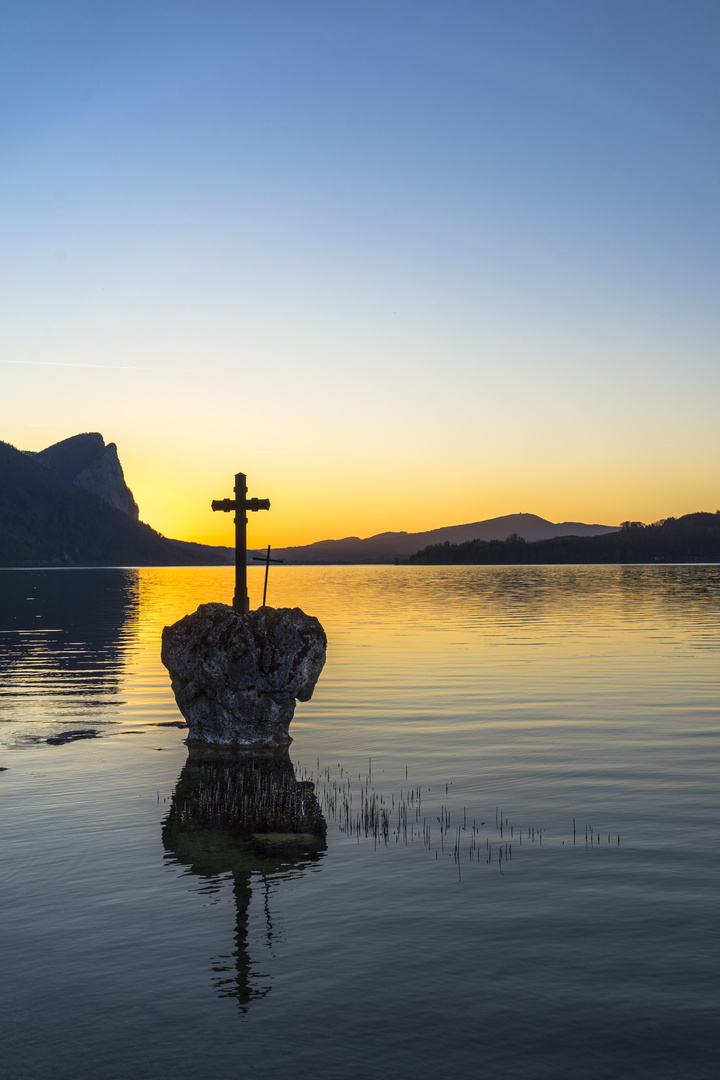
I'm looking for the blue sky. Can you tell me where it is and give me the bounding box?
[2,1,718,545]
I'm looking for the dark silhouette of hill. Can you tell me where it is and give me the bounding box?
[35,432,106,481]
[0,439,231,567]
[264,513,617,564]
[31,432,140,518]
[408,514,720,565]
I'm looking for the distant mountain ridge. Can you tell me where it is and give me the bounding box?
[408,514,720,565]
[259,513,618,564]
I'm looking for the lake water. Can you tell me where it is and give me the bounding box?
[1,564,718,1079]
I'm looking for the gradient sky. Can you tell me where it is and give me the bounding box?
[2,0,718,547]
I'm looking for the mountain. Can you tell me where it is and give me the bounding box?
[258,513,618,564]
[408,514,720,565]
[32,432,139,518]
[0,438,232,567]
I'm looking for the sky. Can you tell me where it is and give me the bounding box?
[2,0,719,548]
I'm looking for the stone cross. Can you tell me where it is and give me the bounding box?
[212,472,270,614]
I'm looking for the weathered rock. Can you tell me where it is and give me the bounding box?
[73,441,140,519]
[160,604,327,745]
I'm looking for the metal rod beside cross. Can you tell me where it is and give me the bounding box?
[211,472,270,614]
[252,545,284,606]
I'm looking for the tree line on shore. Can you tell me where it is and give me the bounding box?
[407,513,720,565]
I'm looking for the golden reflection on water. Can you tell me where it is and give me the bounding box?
[2,564,719,748]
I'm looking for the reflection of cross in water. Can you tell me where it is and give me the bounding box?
[161,747,327,1013]
[262,876,274,946]
[252,545,284,607]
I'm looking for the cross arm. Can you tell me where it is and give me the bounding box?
[211,497,271,513]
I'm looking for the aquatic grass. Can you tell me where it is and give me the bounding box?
[292,757,621,872]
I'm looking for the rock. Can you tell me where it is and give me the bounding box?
[46,729,99,745]
[73,441,140,519]
[163,744,327,846]
[160,604,327,746]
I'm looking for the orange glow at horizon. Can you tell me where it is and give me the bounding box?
[129,453,720,551]
[11,414,719,552]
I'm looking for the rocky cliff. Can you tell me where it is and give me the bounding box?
[35,433,139,519]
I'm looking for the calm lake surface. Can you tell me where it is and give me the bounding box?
[1,564,718,1079]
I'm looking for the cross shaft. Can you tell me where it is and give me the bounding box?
[212,472,270,613]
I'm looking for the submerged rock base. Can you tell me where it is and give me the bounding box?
[162,744,327,855]
[160,604,327,746]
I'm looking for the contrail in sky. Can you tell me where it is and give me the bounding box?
[1,360,150,370]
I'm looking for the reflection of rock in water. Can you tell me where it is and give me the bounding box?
[162,746,326,1011]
